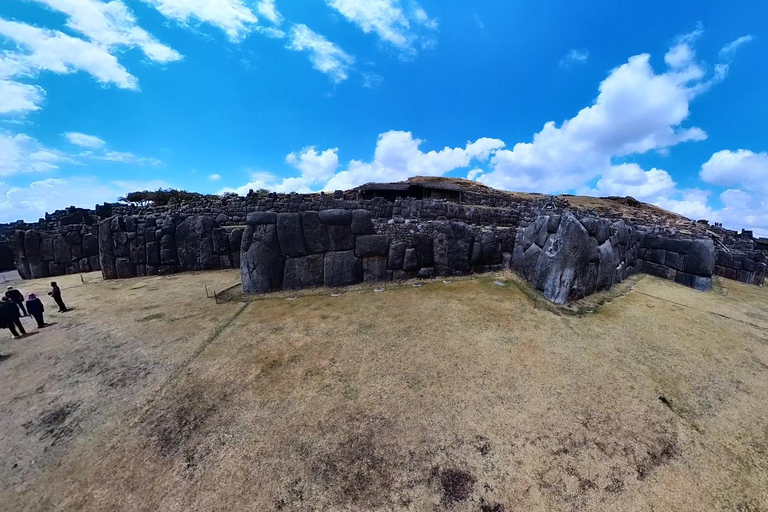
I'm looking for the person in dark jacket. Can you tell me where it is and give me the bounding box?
[0,296,26,338]
[48,282,68,313]
[6,286,27,317]
[26,294,46,329]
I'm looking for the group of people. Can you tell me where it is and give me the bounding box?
[0,282,68,343]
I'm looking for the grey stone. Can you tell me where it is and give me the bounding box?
[363,256,391,283]
[596,240,615,290]
[283,254,325,290]
[327,225,355,252]
[547,215,561,233]
[82,233,98,257]
[403,248,419,272]
[433,222,473,276]
[682,239,715,277]
[388,242,406,270]
[241,224,285,293]
[212,228,231,255]
[301,212,331,254]
[417,267,435,279]
[98,219,117,280]
[512,243,542,282]
[664,251,685,271]
[319,209,352,226]
[533,213,599,304]
[324,250,363,287]
[277,213,307,257]
[115,257,135,279]
[351,210,375,235]
[146,241,160,267]
[246,212,277,225]
[160,235,178,265]
[355,234,389,258]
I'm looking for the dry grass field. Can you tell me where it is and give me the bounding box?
[1,269,767,511]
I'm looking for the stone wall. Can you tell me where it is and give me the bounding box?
[13,225,101,280]
[636,234,715,291]
[715,251,766,286]
[240,210,513,294]
[98,214,243,279]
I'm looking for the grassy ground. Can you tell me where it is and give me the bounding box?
[1,270,767,511]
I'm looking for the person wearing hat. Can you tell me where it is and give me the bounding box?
[26,293,46,329]
[5,286,27,317]
[48,282,68,313]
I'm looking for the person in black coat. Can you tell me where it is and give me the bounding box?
[26,293,46,329]
[0,296,26,338]
[6,286,27,317]
[48,282,68,313]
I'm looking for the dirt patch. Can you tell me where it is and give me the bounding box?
[144,382,223,459]
[433,467,476,505]
[137,313,165,322]
[25,403,81,444]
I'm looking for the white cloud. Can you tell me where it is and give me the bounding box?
[323,131,504,191]
[256,26,285,39]
[700,149,768,194]
[0,133,69,176]
[0,79,45,115]
[362,71,383,89]
[31,0,182,63]
[561,49,589,66]
[287,24,355,83]
[326,0,437,55]
[0,177,170,222]
[209,173,221,181]
[64,131,105,148]
[257,0,283,25]
[477,30,719,194]
[581,163,676,201]
[140,0,258,41]
[85,150,162,166]
[0,18,138,89]
[719,35,753,60]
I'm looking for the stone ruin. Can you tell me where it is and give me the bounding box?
[2,177,765,304]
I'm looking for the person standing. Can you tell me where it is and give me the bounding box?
[26,294,46,329]
[0,296,26,338]
[48,282,68,313]
[6,286,28,317]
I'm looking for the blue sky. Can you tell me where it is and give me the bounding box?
[0,1,766,234]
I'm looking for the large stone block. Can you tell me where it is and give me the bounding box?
[212,228,231,255]
[98,218,117,280]
[115,257,136,279]
[160,235,178,265]
[433,222,474,276]
[229,228,244,254]
[246,212,277,225]
[146,241,161,266]
[327,225,355,252]
[596,240,615,291]
[351,210,375,235]
[241,224,285,293]
[478,230,501,265]
[403,248,419,272]
[324,250,363,287]
[82,233,99,257]
[283,254,325,290]
[363,256,391,283]
[682,239,715,277]
[388,242,406,270]
[533,213,599,304]
[301,212,331,254]
[277,213,307,257]
[319,209,352,226]
[355,234,389,258]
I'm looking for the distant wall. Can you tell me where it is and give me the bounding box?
[240,210,514,294]
[13,225,101,280]
[98,215,243,279]
[715,251,766,286]
[636,235,715,291]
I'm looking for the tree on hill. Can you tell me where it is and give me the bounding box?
[119,189,220,206]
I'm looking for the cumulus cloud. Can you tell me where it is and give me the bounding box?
[326,0,437,56]
[209,173,221,181]
[287,24,355,83]
[64,132,106,148]
[140,0,258,41]
[476,28,719,194]
[700,149,768,194]
[31,0,182,63]
[0,177,171,222]
[0,18,138,89]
